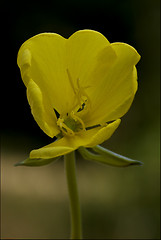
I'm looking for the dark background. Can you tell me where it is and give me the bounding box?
[1,0,160,239]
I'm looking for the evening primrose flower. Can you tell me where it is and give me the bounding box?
[17,30,140,164]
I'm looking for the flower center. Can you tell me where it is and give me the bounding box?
[57,111,85,136]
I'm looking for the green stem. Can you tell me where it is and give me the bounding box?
[64,151,82,239]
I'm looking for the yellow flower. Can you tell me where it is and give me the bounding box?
[17,30,140,160]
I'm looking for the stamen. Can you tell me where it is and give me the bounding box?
[70,111,85,131]
[57,118,75,136]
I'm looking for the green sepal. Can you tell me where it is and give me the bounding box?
[78,145,143,167]
[14,156,61,167]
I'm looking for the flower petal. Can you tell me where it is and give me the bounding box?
[27,79,59,137]
[85,119,121,147]
[66,29,111,94]
[30,143,74,159]
[30,119,120,159]
[17,33,75,117]
[84,43,140,126]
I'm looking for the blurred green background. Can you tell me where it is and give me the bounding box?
[1,0,160,239]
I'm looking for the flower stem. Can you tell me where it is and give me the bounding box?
[64,151,82,239]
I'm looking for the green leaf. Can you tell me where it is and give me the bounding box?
[14,156,61,167]
[78,145,143,167]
